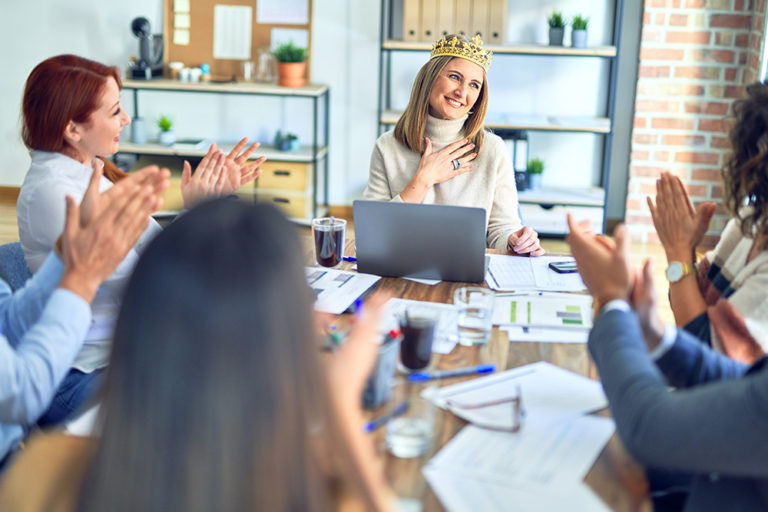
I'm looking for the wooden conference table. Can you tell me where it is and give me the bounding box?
[304,235,651,511]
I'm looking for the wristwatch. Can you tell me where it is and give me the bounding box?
[665,261,696,283]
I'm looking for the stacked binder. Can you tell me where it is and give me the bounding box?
[403,0,508,44]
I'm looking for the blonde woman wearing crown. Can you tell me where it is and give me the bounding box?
[364,34,544,255]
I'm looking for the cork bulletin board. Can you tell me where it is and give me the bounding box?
[163,0,313,80]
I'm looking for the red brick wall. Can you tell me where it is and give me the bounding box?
[626,0,766,245]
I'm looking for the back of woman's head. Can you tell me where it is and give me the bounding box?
[724,81,768,241]
[78,199,343,511]
[22,54,120,154]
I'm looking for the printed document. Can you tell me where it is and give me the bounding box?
[492,292,593,328]
[486,254,586,292]
[502,325,589,344]
[423,416,614,511]
[305,267,379,315]
[428,361,607,430]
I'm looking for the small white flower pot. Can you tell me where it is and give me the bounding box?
[159,130,176,146]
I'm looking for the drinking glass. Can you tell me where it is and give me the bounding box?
[311,217,346,268]
[397,305,436,373]
[453,287,495,346]
[386,380,435,458]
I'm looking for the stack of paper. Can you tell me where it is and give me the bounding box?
[423,362,614,511]
[486,254,586,292]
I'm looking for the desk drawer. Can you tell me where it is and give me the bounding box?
[256,189,313,219]
[520,204,604,235]
[257,162,311,190]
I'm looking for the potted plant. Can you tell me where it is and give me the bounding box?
[526,157,544,190]
[274,131,300,151]
[157,115,175,146]
[547,11,566,46]
[272,41,308,88]
[571,15,589,48]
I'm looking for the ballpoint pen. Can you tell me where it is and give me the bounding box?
[408,364,496,382]
[363,400,410,433]
[342,256,357,262]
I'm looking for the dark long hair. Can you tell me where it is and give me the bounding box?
[22,54,126,182]
[723,81,768,246]
[77,200,373,511]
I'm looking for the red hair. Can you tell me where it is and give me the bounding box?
[22,54,127,182]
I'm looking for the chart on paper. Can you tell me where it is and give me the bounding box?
[492,293,593,329]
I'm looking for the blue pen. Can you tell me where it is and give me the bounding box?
[408,364,496,382]
[363,401,410,433]
[343,256,357,262]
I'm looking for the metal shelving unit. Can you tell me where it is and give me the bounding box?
[120,79,330,223]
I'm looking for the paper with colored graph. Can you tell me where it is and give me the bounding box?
[492,293,593,329]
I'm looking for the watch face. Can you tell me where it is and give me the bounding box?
[666,262,683,282]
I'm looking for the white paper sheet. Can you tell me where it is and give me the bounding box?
[423,418,614,511]
[486,254,586,292]
[174,0,190,12]
[492,292,593,328]
[503,326,589,344]
[173,29,190,46]
[257,0,309,25]
[424,466,610,512]
[382,298,458,354]
[213,5,253,60]
[174,13,191,29]
[428,361,607,430]
[306,267,380,315]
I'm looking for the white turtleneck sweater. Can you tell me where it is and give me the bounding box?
[363,115,522,251]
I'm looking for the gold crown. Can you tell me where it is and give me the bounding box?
[430,34,492,72]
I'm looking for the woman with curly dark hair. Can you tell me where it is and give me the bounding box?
[647,81,768,364]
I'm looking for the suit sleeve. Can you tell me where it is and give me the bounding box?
[589,308,768,477]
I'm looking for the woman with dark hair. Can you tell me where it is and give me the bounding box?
[648,81,768,363]
[0,200,394,511]
[364,34,543,255]
[17,54,265,424]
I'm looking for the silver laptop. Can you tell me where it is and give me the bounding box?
[353,200,487,283]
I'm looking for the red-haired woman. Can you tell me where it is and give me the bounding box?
[16,54,264,426]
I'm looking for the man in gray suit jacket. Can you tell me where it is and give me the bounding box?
[566,214,768,511]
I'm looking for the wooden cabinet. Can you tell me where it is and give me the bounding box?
[118,79,330,223]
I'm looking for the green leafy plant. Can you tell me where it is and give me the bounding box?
[547,11,566,29]
[527,157,544,175]
[157,115,173,132]
[572,15,590,31]
[272,41,307,63]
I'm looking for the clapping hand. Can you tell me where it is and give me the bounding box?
[647,172,715,262]
[630,259,666,352]
[566,214,634,309]
[59,164,167,303]
[80,159,170,228]
[181,138,266,208]
[507,226,545,256]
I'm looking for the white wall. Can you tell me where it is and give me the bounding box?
[0,0,162,187]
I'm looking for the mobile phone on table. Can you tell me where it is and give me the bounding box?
[548,260,579,274]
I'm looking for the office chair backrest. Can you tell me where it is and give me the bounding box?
[0,242,33,292]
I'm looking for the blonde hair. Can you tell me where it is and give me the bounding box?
[394,51,489,155]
